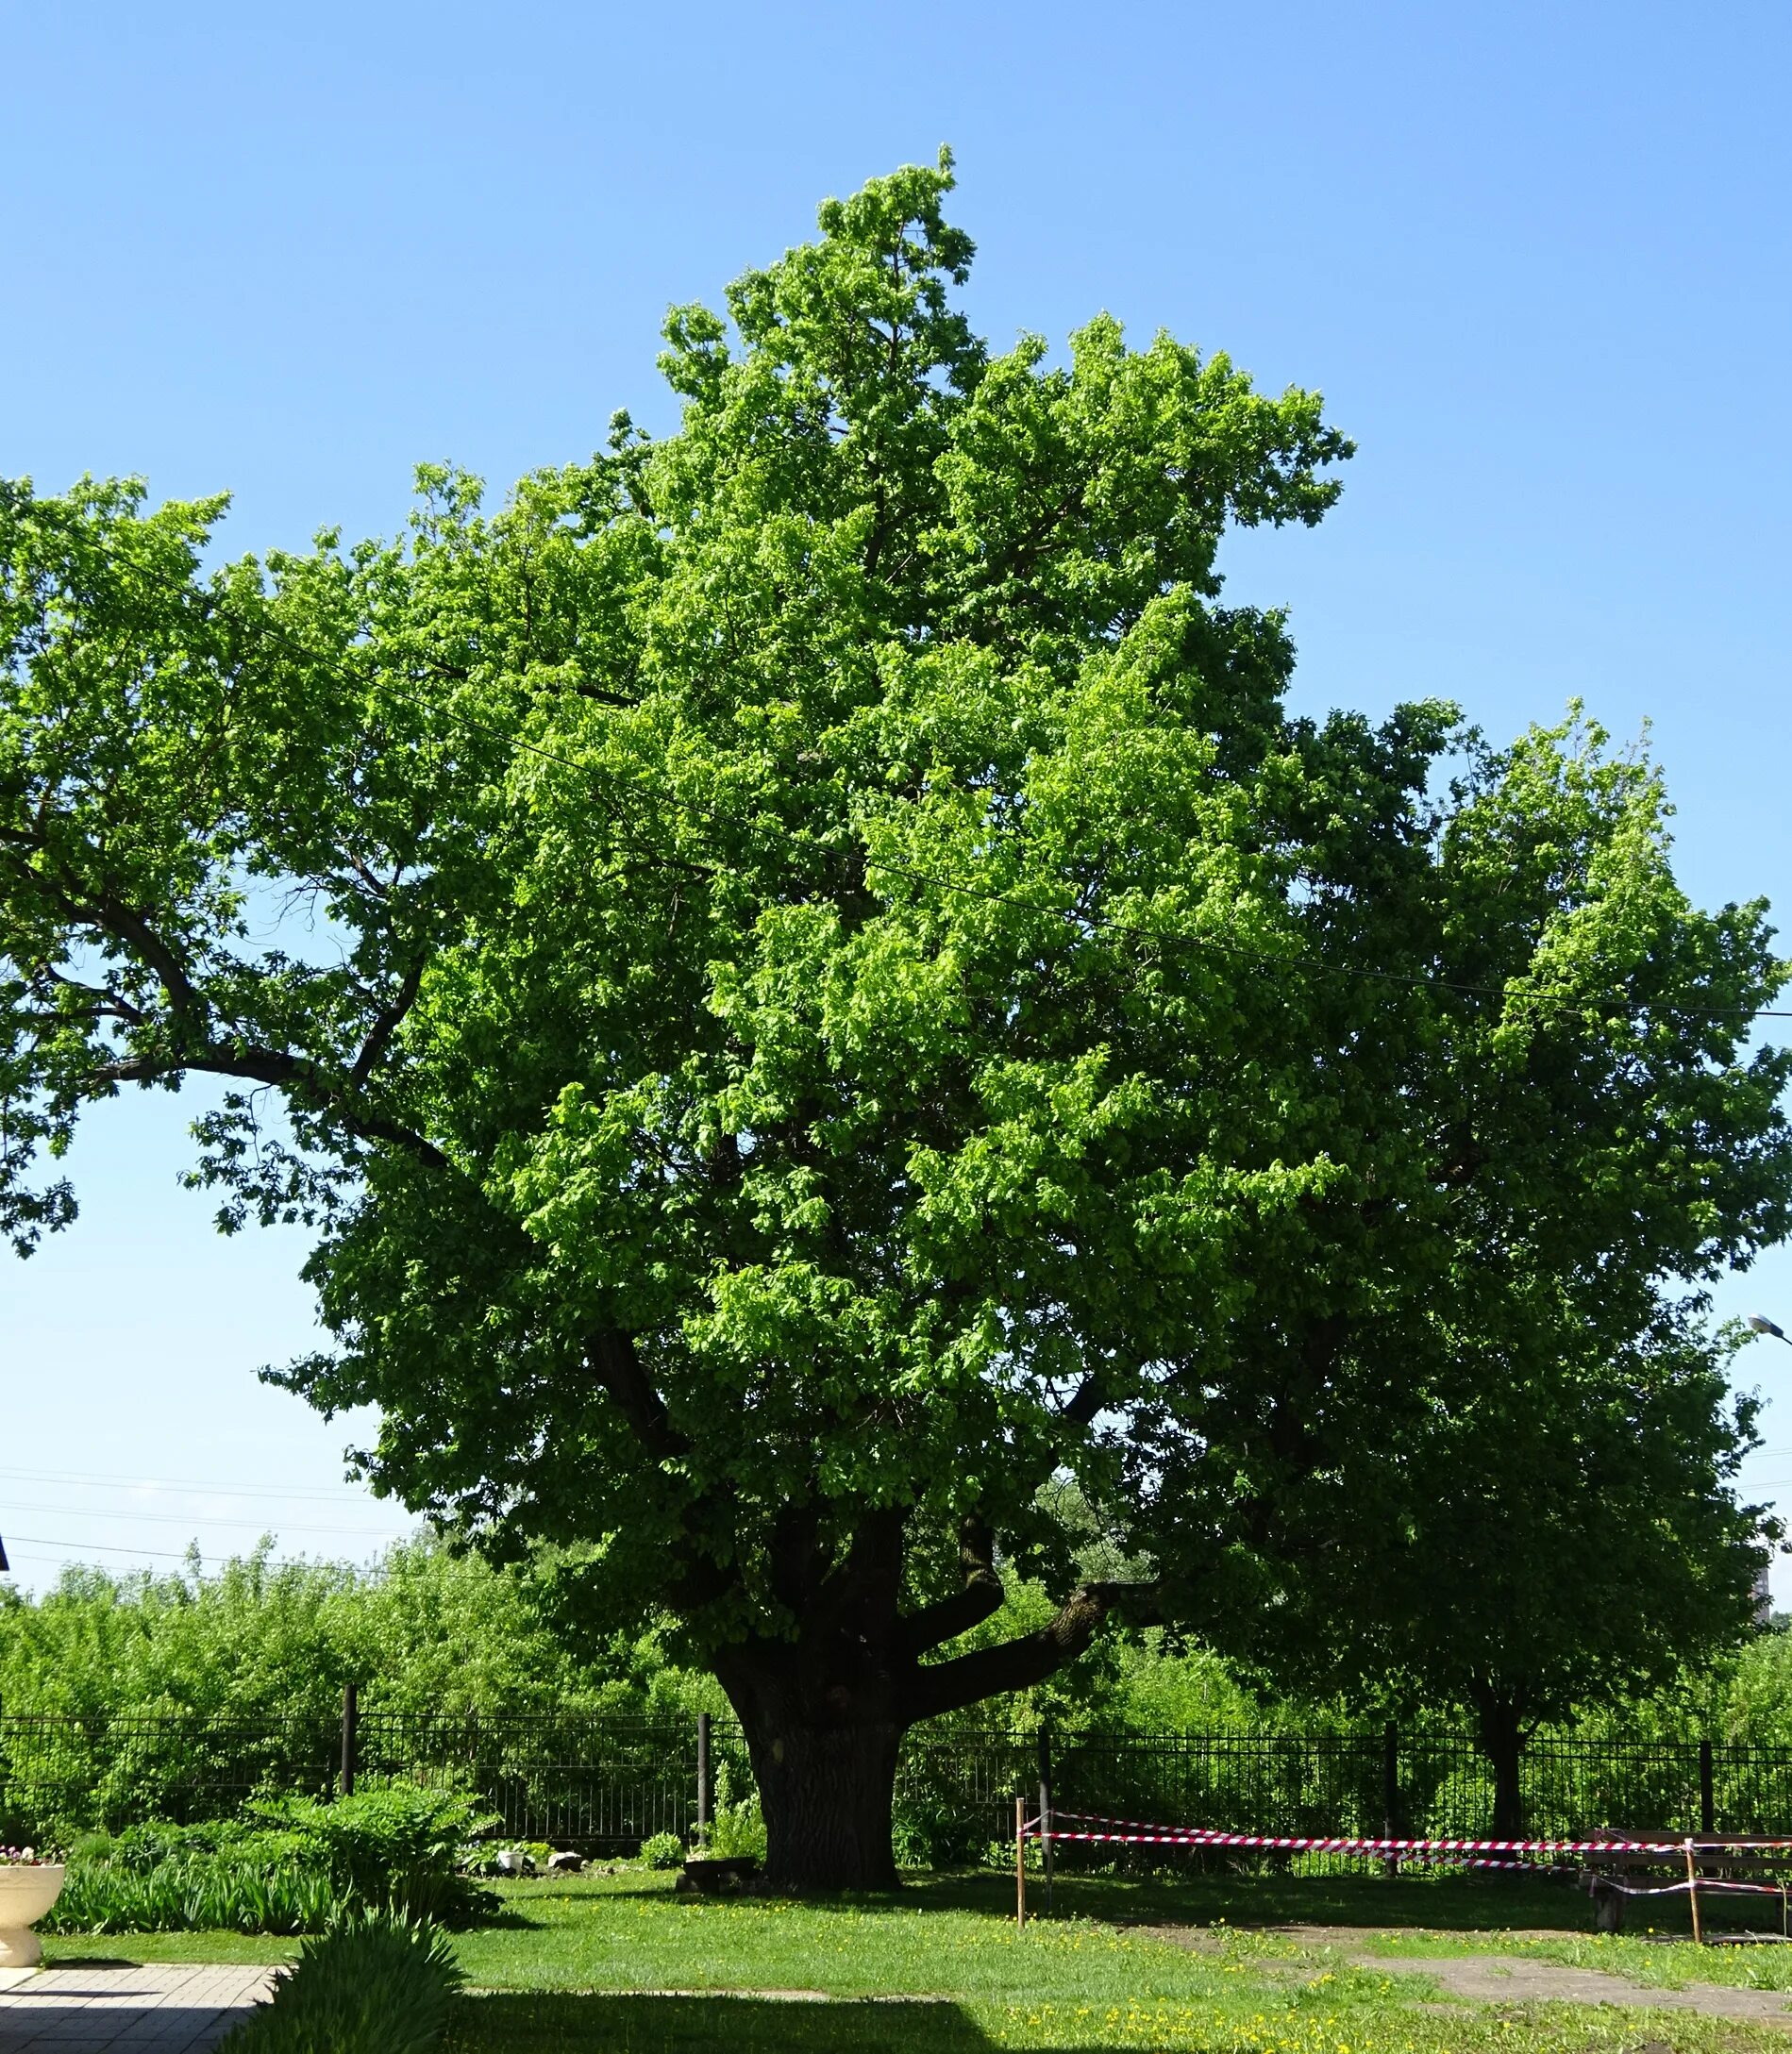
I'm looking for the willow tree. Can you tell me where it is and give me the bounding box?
[4,155,1788,1887]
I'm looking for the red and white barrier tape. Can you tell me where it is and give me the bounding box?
[1034,1812,1792,1862]
[1023,1817,1567,1877]
[1602,1877,1792,1900]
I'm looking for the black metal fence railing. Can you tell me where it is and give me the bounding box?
[351,1712,757,1851]
[0,1713,339,1837]
[8,1709,1792,1856]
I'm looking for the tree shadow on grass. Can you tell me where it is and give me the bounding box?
[964,1866,1603,1934]
[445,1992,1001,2053]
[489,1862,1642,1941]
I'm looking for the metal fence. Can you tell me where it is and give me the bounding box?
[354,1711,757,1851]
[8,1708,1792,1854]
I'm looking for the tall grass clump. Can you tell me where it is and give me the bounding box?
[218,1913,461,2054]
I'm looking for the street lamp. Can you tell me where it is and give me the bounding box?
[1750,1315,1792,1346]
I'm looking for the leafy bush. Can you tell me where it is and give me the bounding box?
[0,1542,673,1732]
[48,1845,339,1934]
[251,1786,495,1924]
[889,1814,937,1871]
[44,1820,333,1935]
[218,1912,461,2054]
[43,1787,496,1934]
[638,1830,683,1868]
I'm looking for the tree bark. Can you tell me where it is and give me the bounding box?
[1472,1684,1529,1840]
[580,1334,1151,1892]
[712,1627,908,1893]
[705,1574,1149,1891]
[741,1711,904,1893]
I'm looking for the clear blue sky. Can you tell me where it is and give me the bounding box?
[6,0,1792,1595]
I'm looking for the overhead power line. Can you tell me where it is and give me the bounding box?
[0,1529,394,1564]
[0,1498,405,1537]
[0,1463,380,1504]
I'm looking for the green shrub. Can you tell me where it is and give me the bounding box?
[43,1787,497,1935]
[702,1762,765,1862]
[638,1830,683,1868]
[218,1912,461,2054]
[889,1815,936,1871]
[48,1846,341,1935]
[251,1786,496,1924]
[44,1821,341,1935]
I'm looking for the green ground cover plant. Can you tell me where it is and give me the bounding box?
[442,1993,1785,2053]
[1352,1925,1792,1993]
[46,1826,337,1934]
[437,1870,1576,2000]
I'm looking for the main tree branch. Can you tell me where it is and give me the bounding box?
[899,1578,1158,1721]
[94,1045,451,1172]
[896,1516,1003,1658]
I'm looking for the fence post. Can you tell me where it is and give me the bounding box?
[1700,1737,1716,1835]
[696,1711,712,1846]
[339,1682,359,1798]
[1037,1724,1054,1915]
[1382,1722,1399,1879]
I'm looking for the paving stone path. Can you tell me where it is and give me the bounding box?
[0,1963,275,2051]
[1362,1950,1792,2023]
[1149,1923,1792,2028]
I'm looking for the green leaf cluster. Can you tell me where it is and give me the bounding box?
[1,154,1786,1796]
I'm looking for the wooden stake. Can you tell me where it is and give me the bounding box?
[1684,1837,1702,1946]
[1016,1795,1027,1930]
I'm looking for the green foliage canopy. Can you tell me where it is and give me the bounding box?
[0,1542,695,1728]
[3,153,1788,1879]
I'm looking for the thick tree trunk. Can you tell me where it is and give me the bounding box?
[740,1713,904,1893]
[585,1336,1144,1893]
[705,1567,1132,1891]
[1472,1686,1529,1840]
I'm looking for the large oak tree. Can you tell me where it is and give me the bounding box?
[4,156,1788,1886]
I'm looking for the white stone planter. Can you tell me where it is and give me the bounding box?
[0,1864,64,1968]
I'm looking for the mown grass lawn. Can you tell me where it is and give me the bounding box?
[43,1865,1792,2050]
[437,1869,1792,2052]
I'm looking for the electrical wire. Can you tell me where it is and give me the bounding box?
[0,1529,394,1563]
[0,1463,377,1504]
[0,1498,406,1536]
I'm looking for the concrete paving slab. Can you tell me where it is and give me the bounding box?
[0,1962,274,2052]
